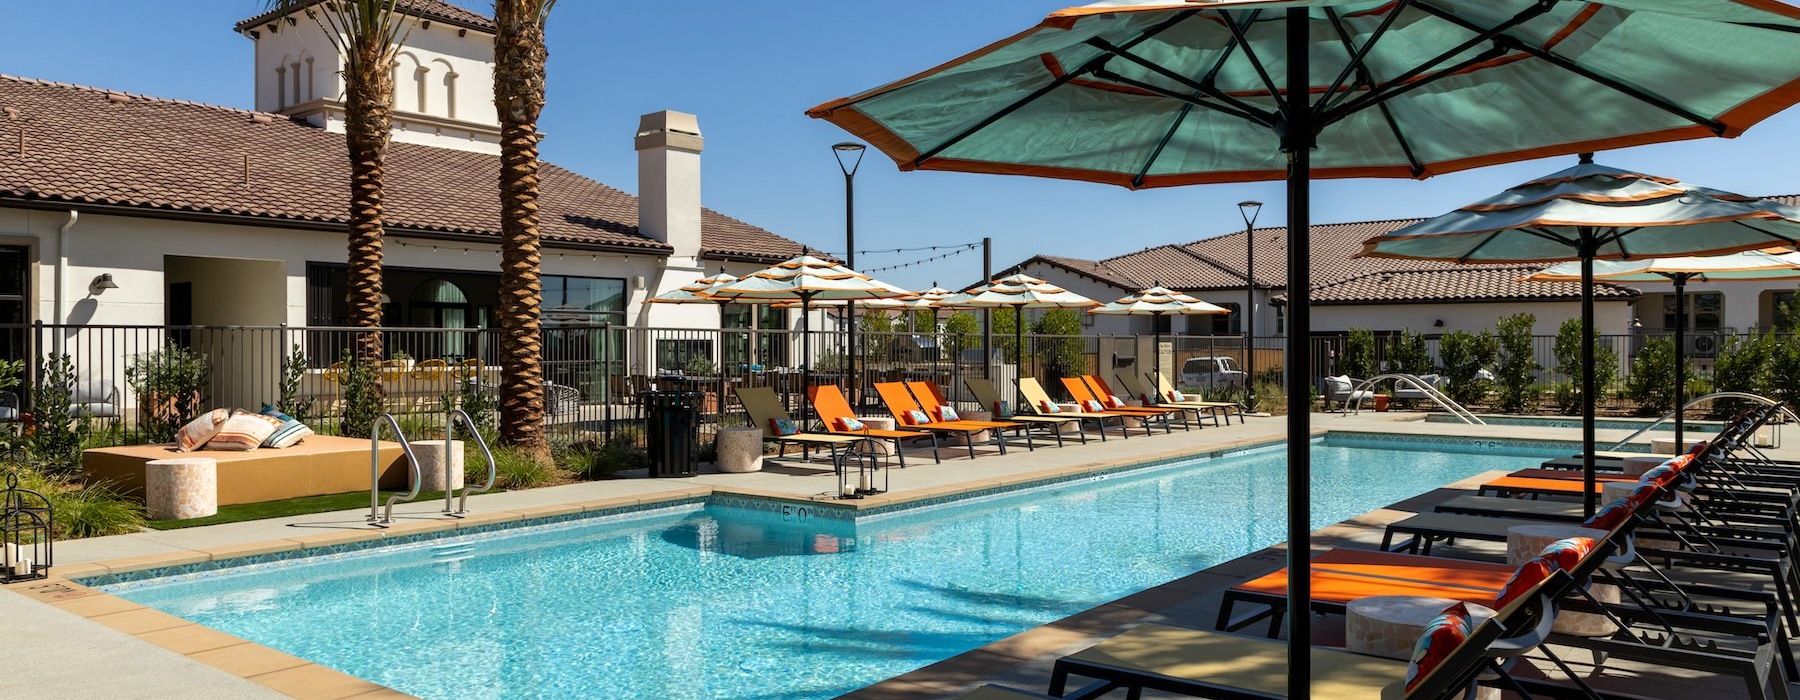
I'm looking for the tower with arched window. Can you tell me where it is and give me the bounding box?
[237,0,501,154]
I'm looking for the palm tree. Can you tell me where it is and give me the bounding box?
[493,0,556,458]
[267,0,409,436]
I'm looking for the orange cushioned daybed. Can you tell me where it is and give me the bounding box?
[81,435,410,506]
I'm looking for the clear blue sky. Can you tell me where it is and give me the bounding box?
[6,1,1800,291]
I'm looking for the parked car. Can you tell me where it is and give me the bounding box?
[1180,356,1247,391]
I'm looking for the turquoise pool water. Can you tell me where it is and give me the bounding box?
[98,436,1560,700]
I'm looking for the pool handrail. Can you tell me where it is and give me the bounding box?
[369,413,424,527]
[1346,373,1486,425]
[450,408,499,515]
[1605,391,1795,451]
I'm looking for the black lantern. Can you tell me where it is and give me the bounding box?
[1,471,51,583]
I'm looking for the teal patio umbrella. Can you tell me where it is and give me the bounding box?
[1365,158,1800,515]
[1525,248,1800,451]
[808,1,1800,687]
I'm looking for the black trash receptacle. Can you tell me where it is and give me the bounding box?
[640,391,703,477]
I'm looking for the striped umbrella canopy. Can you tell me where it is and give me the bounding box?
[809,2,1800,686]
[643,269,739,305]
[1524,249,1800,448]
[709,254,912,417]
[1364,157,1800,517]
[938,274,1101,382]
[1090,285,1231,389]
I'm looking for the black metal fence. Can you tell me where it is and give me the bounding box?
[0,322,1763,450]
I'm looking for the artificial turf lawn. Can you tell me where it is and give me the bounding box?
[144,489,502,530]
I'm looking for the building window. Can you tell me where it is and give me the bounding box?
[1774,291,1797,331]
[722,305,789,369]
[1662,292,1723,331]
[291,62,302,105]
[304,57,315,101]
[1275,306,1285,335]
[275,66,287,109]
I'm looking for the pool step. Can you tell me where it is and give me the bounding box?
[431,542,476,564]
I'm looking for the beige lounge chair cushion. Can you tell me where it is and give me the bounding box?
[1063,624,1404,698]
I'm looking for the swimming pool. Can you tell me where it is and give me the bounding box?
[1423,413,1718,435]
[96,435,1561,700]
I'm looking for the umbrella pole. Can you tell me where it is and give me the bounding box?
[1673,274,1687,450]
[1281,8,1313,691]
[803,294,813,427]
[1581,249,1597,517]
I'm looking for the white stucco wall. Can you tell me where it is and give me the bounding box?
[1306,300,1636,336]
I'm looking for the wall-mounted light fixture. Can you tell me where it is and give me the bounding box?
[1433,319,1445,327]
[89,273,119,295]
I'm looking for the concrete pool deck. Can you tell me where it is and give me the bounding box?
[3,411,1784,699]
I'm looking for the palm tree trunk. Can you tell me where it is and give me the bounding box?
[342,19,397,406]
[495,1,552,458]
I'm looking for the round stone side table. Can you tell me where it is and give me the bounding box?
[716,427,765,473]
[413,440,466,492]
[145,458,218,521]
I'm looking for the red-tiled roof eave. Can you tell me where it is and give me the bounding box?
[235,0,495,34]
[1000,254,1140,291]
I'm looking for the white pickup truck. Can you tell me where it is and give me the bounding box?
[1179,356,1247,391]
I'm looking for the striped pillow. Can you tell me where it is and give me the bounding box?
[264,419,313,449]
[1107,394,1128,408]
[836,417,865,432]
[935,406,960,422]
[208,413,281,451]
[903,409,930,425]
[174,408,233,452]
[1039,401,1061,414]
[1082,399,1106,412]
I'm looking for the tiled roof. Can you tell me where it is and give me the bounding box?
[0,75,811,263]
[1026,255,1139,290]
[1271,267,1639,306]
[236,0,495,34]
[1097,245,1242,289]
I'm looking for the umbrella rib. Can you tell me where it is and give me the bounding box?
[1325,8,1424,176]
[1523,227,1581,248]
[911,10,1202,167]
[1219,10,1288,116]
[1731,220,1800,246]
[1088,39,1277,124]
[1411,3,1726,135]
[1092,69,1272,125]
[1454,229,1507,264]
[1131,38,1247,188]
[1318,0,1414,116]
[1320,1,1549,125]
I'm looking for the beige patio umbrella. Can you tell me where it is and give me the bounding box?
[1524,249,1800,449]
[1089,285,1230,393]
[938,274,1101,404]
[708,253,912,418]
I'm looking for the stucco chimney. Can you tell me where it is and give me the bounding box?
[635,110,703,262]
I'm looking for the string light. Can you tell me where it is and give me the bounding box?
[819,240,984,259]
[861,243,981,273]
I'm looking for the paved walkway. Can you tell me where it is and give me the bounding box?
[4,410,1778,699]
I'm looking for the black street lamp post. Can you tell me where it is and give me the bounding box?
[833,142,866,403]
[1238,200,1262,411]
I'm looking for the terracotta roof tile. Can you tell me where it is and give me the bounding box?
[1271,267,1639,306]
[0,75,809,263]
[236,0,495,34]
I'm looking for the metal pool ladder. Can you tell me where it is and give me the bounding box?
[446,409,498,517]
[1345,373,1486,425]
[369,413,424,527]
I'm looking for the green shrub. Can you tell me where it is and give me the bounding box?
[942,311,982,361]
[1438,330,1496,405]
[1627,336,1684,415]
[1033,308,1087,386]
[125,344,209,443]
[7,467,144,539]
[490,445,561,489]
[28,354,87,475]
[1385,328,1433,376]
[1766,333,1800,409]
[1494,314,1540,413]
[555,438,645,480]
[338,352,383,438]
[276,344,317,426]
[1712,332,1776,416]
[1550,318,1617,414]
[1340,328,1376,379]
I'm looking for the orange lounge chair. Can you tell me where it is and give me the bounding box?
[906,381,1061,448]
[808,384,940,466]
[1018,377,1139,439]
[735,386,864,464]
[1060,377,1178,433]
[872,382,1016,458]
[1093,374,1210,428]
[1478,475,1608,498]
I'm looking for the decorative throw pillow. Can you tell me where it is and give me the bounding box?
[903,409,931,425]
[1107,394,1128,408]
[769,418,800,436]
[1580,496,1636,532]
[259,404,296,423]
[1537,537,1595,572]
[994,401,1013,419]
[1404,602,1475,692]
[836,417,866,432]
[174,408,233,452]
[1040,401,1061,414]
[208,413,282,452]
[1082,399,1106,412]
[1170,390,1187,402]
[264,419,312,449]
[935,405,960,422]
[1639,464,1678,487]
[1494,558,1556,608]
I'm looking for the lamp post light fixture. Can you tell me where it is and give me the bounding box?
[833,142,867,402]
[1237,200,1263,411]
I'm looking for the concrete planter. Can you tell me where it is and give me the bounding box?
[716,427,764,473]
[412,440,466,492]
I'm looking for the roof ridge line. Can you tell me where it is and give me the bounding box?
[0,74,293,121]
